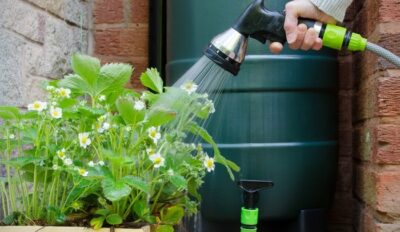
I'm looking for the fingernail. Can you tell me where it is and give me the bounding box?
[287,33,295,43]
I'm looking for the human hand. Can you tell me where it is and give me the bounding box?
[269,0,337,53]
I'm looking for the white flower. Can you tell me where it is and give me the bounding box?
[147,127,161,144]
[98,95,106,102]
[102,122,110,130]
[50,107,62,119]
[57,148,66,160]
[206,100,215,114]
[146,148,156,156]
[88,161,95,167]
[125,126,132,132]
[180,81,198,94]
[63,158,73,166]
[98,161,105,166]
[78,132,91,148]
[140,92,147,100]
[57,88,71,98]
[39,160,45,166]
[46,86,55,91]
[134,100,146,110]
[203,156,215,172]
[78,168,88,177]
[149,153,165,168]
[27,101,47,112]
[8,134,15,139]
[167,169,174,176]
[52,164,59,170]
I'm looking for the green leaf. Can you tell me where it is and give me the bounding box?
[90,216,105,230]
[71,53,100,86]
[160,205,185,225]
[133,200,150,218]
[58,98,78,108]
[102,177,132,202]
[156,225,174,232]
[2,213,17,225]
[121,175,150,194]
[77,106,105,118]
[0,106,20,120]
[106,213,123,225]
[98,63,133,94]
[141,91,159,105]
[186,122,240,180]
[146,107,176,127]
[116,97,144,125]
[1,156,43,168]
[188,179,201,201]
[58,74,93,95]
[169,174,187,190]
[21,111,39,120]
[140,68,163,93]
[95,209,111,216]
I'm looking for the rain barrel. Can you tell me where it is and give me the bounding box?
[164,0,338,231]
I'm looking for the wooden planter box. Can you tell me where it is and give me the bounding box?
[0,226,151,232]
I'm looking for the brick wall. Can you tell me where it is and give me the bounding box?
[339,0,400,231]
[0,0,91,107]
[93,0,149,89]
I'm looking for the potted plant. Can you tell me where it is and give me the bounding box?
[0,54,239,231]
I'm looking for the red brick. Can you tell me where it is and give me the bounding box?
[377,76,400,117]
[353,124,374,161]
[131,0,149,23]
[375,124,400,164]
[353,72,380,122]
[339,91,353,125]
[335,157,353,192]
[338,55,354,90]
[375,170,400,214]
[379,0,400,23]
[328,192,353,224]
[93,0,125,24]
[339,127,353,157]
[353,0,379,37]
[94,26,148,57]
[354,164,376,205]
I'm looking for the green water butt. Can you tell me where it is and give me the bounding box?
[165,0,338,225]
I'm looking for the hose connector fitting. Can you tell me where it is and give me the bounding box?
[348,33,367,51]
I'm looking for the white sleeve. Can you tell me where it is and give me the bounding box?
[310,0,353,22]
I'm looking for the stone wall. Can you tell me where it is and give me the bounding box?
[0,0,91,107]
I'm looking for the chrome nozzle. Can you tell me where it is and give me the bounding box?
[204,28,248,76]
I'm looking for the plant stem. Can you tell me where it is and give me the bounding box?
[123,192,141,219]
[151,182,165,213]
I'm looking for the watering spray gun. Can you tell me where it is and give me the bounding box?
[204,0,400,75]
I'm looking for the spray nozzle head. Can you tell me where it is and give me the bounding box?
[204,28,248,76]
[204,0,286,75]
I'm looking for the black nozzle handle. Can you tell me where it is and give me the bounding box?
[233,0,321,45]
[233,0,286,44]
